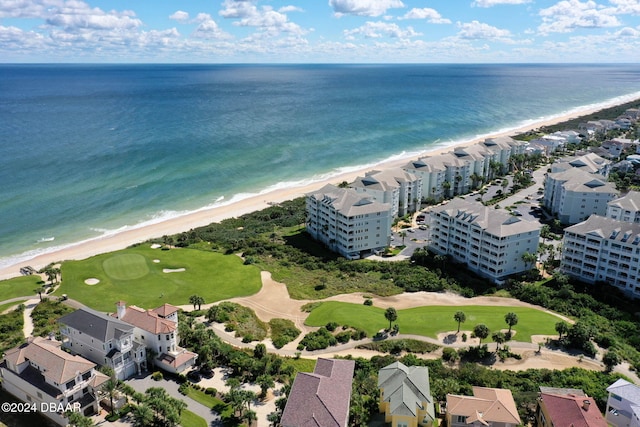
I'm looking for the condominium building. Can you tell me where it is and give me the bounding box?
[306,184,392,259]
[350,168,422,218]
[0,337,109,425]
[428,198,541,283]
[607,191,640,223]
[543,168,618,224]
[550,152,611,176]
[561,215,640,298]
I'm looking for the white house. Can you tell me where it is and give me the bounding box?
[306,184,392,259]
[58,307,146,380]
[605,379,640,427]
[543,168,618,224]
[561,215,640,298]
[0,337,109,426]
[428,198,541,283]
[113,302,197,374]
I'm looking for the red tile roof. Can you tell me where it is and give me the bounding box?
[447,387,521,426]
[281,358,355,427]
[115,305,176,334]
[540,393,607,427]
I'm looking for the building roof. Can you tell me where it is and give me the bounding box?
[4,337,95,386]
[547,168,618,195]
[447,387,521,425]
[607,379,640,403]
[58,307,134,342]
[151,303,179,318]
[608,191,640,212]
[430,198,541,236]
[565,215,640,243]
[115,304,176,334]
[281,358,355,427]
[554,153,610,174]
[540,392,606,427]
[378,361,435,421]
[307,184,391,217]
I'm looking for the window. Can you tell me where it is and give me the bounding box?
[456,415,467,423]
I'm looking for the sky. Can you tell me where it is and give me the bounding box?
[1,0,640,63]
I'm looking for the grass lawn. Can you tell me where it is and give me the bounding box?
[305,301,559,342]
[180,409,208,427]
[56,245,262,311]
[0,275,44,302]
[0,300,28,314]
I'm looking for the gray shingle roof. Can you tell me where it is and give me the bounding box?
[607,379,640,404]
[430,198,541,236]
[565,215,640,241]
[378,361,435,421]
[58,307,134,342]
[608,191,640,211]
[307,184,391,217]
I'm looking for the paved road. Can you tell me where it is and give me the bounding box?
[126,373,223,427]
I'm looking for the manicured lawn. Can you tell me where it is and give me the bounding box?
[56,245,262,311]
[180,409,208,427]
[305,301,559,342]
[0,275,44,302]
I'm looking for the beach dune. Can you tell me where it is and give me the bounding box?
[0,100,631,281]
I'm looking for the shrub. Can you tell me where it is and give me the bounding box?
[151,371,163,381]
[335,331,352,344]
[442,347,458,362]
[364,299,373,306]
[325,322,339,332]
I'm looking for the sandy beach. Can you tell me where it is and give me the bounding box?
[0,99,633,281]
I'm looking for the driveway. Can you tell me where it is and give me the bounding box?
[125,373,222,426]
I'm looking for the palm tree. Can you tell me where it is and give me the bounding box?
[399,231,407,245]
[34,286,45,301]
[492,331,506,352]
[454,311,466,333]
[505,312,519,336]
[384,307,398,331]
[189,295,204,310]
[473,324,490,344]
[132,404,154,427]
[521,251,537,271]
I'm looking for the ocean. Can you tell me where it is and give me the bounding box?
[1,63,640,269]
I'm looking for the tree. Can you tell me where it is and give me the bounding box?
[521,251,537,271]
[603,350,621,372]
[555,321,570,340]
[473,324,490,344]
[504,312,519,336]
[454,311,466,333]
[399,231,407,245]
[492,331,506,352]
[67,411,94,427]
[132,404,154,427]
[254,343,267,360]
[384,307,398,331]
[256,374,275,399]
[102,375,120,416]
[189,295,204,310]
[34,286,45,301]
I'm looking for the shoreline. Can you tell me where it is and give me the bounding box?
[1,96,638,280]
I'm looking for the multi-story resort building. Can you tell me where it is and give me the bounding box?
[606,190,640,223]
[549,152,611,176]
[350,168,422,218]
[0,337,109,425]
[561,215,640,298]
[428,198,541,284]
[543,168,619,224]
[403,136,525,202]
[306,184,392,259]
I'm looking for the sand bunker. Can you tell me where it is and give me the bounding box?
[153,259,160,263]
[84,278,100,285]
[150,244,162,249]
[163,268,185,273]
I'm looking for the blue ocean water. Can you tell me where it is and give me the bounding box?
[1,63,640,268]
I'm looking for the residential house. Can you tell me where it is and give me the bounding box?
[58,307,146,380]
[378,361,435,427]
[543,168,618,224]
[607,191,640,223]
[281,358,355,427]
[561,215,640,298]
[446,386,521,427]
[605,379,640,427]
[536,387,606,427]
[113,302,197,374]
[306,184,392,259]
[428,198,541,284]
[0,337,109,426]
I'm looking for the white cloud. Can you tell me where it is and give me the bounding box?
[169,10,190,23]
[344,21,421,39]
[191,13,232,39]
[220,0,307,36]
[609,0,640,15]
[329,0,405,17]
[278,6,303,13]
[45,2,142,31]
[538,0,621,34]
[457,20,512,40]
[472,0,532,7]
[399,8,451,23]
[0,0,63,19]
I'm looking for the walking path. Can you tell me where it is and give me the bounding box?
[22,298,39,338]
